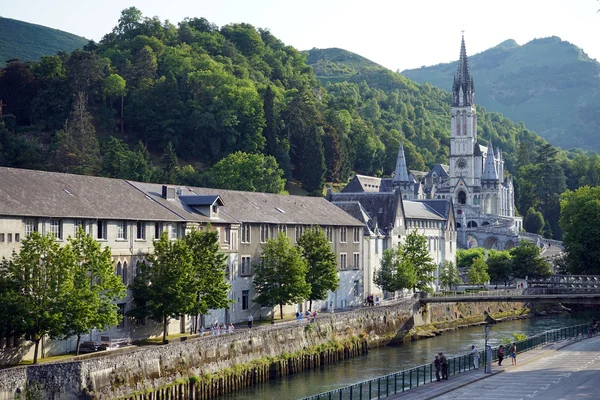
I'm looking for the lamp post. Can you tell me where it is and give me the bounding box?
[484,324,492,373]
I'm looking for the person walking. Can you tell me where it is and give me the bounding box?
[471,345,480,369]
[434,355,442,381]
[497,345,504,366]
[329,301,334,314]
[510,342,517,365]
[439,352,448,380]
[248,314,253,329]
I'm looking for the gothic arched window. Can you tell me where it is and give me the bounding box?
[116,261,122,279]
[122,261,128,285]
[458,191,467,205]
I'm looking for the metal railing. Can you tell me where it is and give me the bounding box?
[299,323,592,400]
[429,289,524,298]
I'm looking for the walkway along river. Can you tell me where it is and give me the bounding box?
[217,313,595,400]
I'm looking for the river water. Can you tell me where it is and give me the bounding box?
[217,313,595,400]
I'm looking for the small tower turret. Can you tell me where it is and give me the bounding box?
[482,141,499,182]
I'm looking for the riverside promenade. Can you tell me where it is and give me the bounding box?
[388,335,600,400]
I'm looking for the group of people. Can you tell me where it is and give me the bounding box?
[199,322,235,336]
[296,310,319,322]
[364,294,380,307]
[588,317,598,338]
[433,342,518,381]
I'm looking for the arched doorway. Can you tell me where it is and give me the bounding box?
[467,221,478,228]
[483,237,499,250]
[467,235,478,248]
[458,191,466,205]
[505,240,515,250]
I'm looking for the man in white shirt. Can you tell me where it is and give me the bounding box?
[248,314,253,329]
[471,345,480,369]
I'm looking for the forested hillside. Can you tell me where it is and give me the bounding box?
[0,9,598,240]
[0,17,88,66]
[402,37,600,151]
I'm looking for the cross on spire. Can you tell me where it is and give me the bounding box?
[452,35,475,107]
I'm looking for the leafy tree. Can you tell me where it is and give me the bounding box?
[129,232,196,342]
[104,73,126,134]
[158,141,180,184]
[62,227,126,355]
[3,233,71,363]
[185,228,231,332]
[402,230,437,292]
[560,186,600,274]
[299,126,326,194]
[296,227,339,310]
[374,242,419,294]
[486,251,512,285]
[206,151,286,193]
[253,234,310,319]
[523,207,544,235]
[467,256,490,287]
[509,242,551,279]
[456,248,486,270]
[439,260,461,290]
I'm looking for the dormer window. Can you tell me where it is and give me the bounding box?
[212,204,218,214]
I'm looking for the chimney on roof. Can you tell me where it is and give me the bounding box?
[162,185,176,200]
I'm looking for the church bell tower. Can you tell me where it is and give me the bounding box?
[449,35,477,187]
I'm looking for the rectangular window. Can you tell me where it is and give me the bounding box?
[353,280,360,296]
[24,219,36,237]
[340,227,347,243]
[260,224,269,243]
[223,226,230,243]
[136,221,145,240]
[295,225,303,243]
[15,233,20,242]
[154,222,161,239]
[7,233,12,243]
[50,220,62,240]
[0,233,4,242]
[353,227,360,243]
[340,253,347,270]
[278,225,287,237]
[171,223,178,240]
[117,221,127,240]
[240,256,252,276]
[117,303,126,329]
[353,253,360,270]
[75,220,87,235]
[241,224,250,243]
[97,220,107,240]
[325,226,333,243]
[242,290,249,310]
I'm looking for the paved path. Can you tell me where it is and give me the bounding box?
[387,336,600,400]
[435,336,600,400]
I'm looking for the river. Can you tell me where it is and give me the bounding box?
[216,313,596,400]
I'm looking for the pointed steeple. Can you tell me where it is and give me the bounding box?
[482,141,499,181]
[393,142,411,183]
[452,35,475,107]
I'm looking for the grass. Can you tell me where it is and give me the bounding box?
[134,333,199,346]
[18,353,75,365]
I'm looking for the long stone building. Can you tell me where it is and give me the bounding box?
[0,167,363,362]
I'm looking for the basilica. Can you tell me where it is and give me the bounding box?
[340,36,522,251]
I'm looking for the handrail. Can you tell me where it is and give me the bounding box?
[299,323,592,400]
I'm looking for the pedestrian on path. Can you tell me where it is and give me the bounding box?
[497,345,504,366]
[329,301,334,314]
[471,345,480,369]
[248,314,253,329]
[439,352,448,380]
[510,342,517,365]
[434,355,442,381]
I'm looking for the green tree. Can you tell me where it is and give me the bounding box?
[402,230,437,292]
[297,227,339,310]
[487,251,512,285]
[299,126,327,194]
[52,92,101,174]
[62,227,126,355]
[439,260,461,290]
[129,232,196,342]
[185,228,231,332]
[104,73,127,134]
[158,141,180,184]
[509,242,551,279]
[456,248,486,270]
[207,151,286,193]
[467,256,490,287]
[4,233,72,363]
[374,245,417,293]
[560,186,600,274]
[523,207,544,235]
[253,234,310,319]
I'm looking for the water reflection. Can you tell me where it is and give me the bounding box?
[217,313,595,400]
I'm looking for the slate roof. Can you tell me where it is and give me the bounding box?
[403,200,446,221]
[425,164,450,179]
[417,200,453,220]
[179,195,224,207]
[329,192,402,233]
[0,167,184,221]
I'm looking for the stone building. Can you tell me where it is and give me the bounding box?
[0,167,363,362]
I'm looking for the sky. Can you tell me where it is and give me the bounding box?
[2,0,599,71]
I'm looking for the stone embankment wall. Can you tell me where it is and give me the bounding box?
[0,298,531,400]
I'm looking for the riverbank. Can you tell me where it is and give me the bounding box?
[0,297,547,400]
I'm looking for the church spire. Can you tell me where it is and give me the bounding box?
[393,142,411,183]
[452,35,475,107]
[482,141,498,181]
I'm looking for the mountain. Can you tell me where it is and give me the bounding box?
[0,17,88,66]
[402,37,600,151]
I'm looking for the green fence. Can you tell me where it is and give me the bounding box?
[300,323,591,400]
